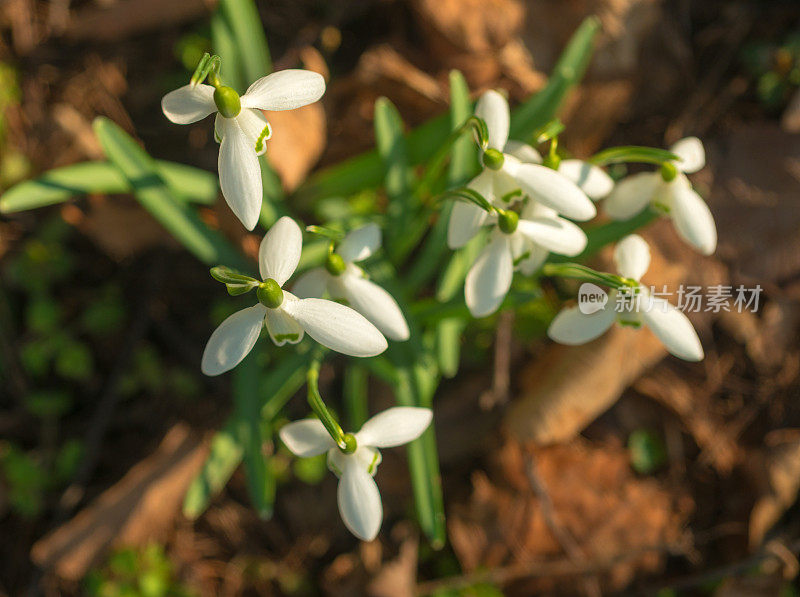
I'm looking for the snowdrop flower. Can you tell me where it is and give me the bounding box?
[201,217,387,375]
[279,407,432,541]
[447,89,597,250]
[547,234,704,361]
[465,201,588,318]
[502,141,614,202]
[603,137,716,255]
[162,69,325,230]
[292,224,410,341]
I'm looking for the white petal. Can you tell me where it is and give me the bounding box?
[558,159,614,200]
[515,217,587,256]
[282,295,388,357]
[547,303,616,345]
[337,223,381,263]
[669,182,717,255]
[218,117,262,231]
[337,458,383,541]
[475,90,510,151]
[670,136,705,173]
[333,270,410,341]
[258,216,303,284]
[603,172,660,221]
[447,171,492,248]
[241,69,326,111]
[503,140,542,164]
[161,84,216,124]
[292,267,329,298]
[200,304,265,376]
[516,243,549,276]
[263,303,304,346]
[506,161,596,221]
[236,108,272,156]
[613,234,651,280]
[641,296,704,361]
[279,419,335,457]
[355,407,432,448]
[465,235,514,318]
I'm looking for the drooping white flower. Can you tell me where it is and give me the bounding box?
[447,90,599,251]
[464,201,588,318]
[547,234,704,361]
[603,137,716,255]
[292,224,410,341]
[279,407,433,541]
[162,69,326,231]
[201,217,387,375]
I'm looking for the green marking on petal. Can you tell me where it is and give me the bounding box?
[513,251,531,267]
[367,451,380,475]
[254,122,272,153]
[618,318,643,329]
[274,333,300,342]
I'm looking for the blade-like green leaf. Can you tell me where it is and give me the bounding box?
[436,319,464,378]
[375,97,416,261]
[0,160,218,213]
[183,422,243,519]
[509,16,601,141]
[233,350,274,518]
[343,364,369,430]
[448,70,477,187]
[218,0,272,88]
[210,8,246,93]
[93,117,250,271]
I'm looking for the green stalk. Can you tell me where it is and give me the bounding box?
[306,351,346,449]
[343,364,369,430]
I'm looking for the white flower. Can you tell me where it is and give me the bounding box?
[292,224,410,341]
[279,407,433,541]
[201,217,387,375]
[603,137,716,255]
[447,90,598,250]
[464,201,588,318]
[547,234,704,361]
[162,69,326,231]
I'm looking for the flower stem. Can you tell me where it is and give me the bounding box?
[307,350,348,450]
[541,262,634,290]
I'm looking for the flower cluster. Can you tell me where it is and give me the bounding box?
[160,59,717,541]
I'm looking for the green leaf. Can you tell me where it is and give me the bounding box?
[93,117,250,271]
[343,364,369,430]
[183,423,243,519]
[217,0,272,89]
[447,70,478,187]
[210,8,246,94]
[0,160,218,214]
[435,319,464,378]
[589,146,680,167]
[509,16,601,141]
[233,351,274,518]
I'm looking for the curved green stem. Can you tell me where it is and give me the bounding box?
[542,262,634,290]
[306,350,347,450]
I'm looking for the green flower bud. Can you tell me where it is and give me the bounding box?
[325,253,347,276]
[497,209,519,234]
[660,162,678,182]
[257,278,284,309]
[342,433,358,454]
[213,86,241,118]
[482,148,505,171]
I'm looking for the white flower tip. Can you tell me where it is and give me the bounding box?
[670,136,706,173]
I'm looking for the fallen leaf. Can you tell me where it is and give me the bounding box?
[31,424,209,580]
[748,429,800,549]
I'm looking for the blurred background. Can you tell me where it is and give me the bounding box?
[2,0,800,595]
